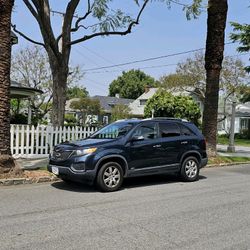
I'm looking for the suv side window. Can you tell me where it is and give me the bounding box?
[159,122,181,138]
[179,124,195,136]
[132,123,158,140]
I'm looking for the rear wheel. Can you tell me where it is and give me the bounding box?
[96,162,124,192]
[180,156,199,182]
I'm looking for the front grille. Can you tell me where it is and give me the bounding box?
[51,148,73,161]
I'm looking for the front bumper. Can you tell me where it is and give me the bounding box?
[47,164,96,185]
[200,157,208,168]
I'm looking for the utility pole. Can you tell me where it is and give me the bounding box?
[227,95,236,153]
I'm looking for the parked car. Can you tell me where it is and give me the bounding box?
[48,118,208,192]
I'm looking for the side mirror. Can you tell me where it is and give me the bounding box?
[130,135,144,142]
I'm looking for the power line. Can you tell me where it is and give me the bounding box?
[82,42,234,72]
[83,51,250,75]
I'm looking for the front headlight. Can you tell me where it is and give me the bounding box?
[75,147,97,156]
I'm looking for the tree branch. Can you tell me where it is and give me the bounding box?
[69,0,149,46]
[56,0,92,44]
[11,24,45,47]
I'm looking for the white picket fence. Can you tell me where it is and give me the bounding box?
[10,125,98,159]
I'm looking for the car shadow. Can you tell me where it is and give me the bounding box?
[51,174,207,193]
[121,174,207,190]
[51,181,97,193]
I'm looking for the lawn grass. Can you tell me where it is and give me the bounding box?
[217,137,250,147]
[208,156,250,165]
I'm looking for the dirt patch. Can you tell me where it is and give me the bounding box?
[0,169,52,180]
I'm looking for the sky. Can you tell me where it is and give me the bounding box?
[12,0,250,96]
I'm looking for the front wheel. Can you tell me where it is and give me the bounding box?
[180,156,200,182]
[96,162,124,192]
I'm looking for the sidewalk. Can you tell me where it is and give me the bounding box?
[217,144,250,157]
[16,158,48,170]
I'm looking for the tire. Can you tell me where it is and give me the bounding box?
[180,156,200,182]
[96,162,124,192]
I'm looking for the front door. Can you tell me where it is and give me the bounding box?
[128,122,162,170]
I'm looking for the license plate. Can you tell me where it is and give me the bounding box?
[52,166,59,175]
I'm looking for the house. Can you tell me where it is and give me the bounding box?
[129,87,250,135]
[129,87,203,117]
[65,95,134,125]
[218,102,250,134]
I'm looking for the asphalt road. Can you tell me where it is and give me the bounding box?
[1,165,250,250]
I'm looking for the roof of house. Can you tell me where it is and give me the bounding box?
[92,95,134,113]
[65,95,134,113]
[218,102,250,117]
[129,88,158,116]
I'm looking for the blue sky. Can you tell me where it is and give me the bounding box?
[12,0,250,96]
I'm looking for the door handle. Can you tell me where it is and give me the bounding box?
[181,141,188,144]
[153,144,161,148]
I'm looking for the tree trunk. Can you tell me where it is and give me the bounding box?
[0,0,16,171]
[202,0,228,157]
[50,60,68,127]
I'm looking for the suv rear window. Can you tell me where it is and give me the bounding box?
[159,122,181,138]
[179,124,195,136]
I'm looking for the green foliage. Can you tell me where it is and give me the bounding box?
[11,45,84,124]
[70,97,102,125]
[67,86,89,100]
[144,89,201,125]
[10,114,28,124]
[240,87,250,103]
[156,0,203,20]
[64,114,77,126]
[231,22,250,72]
[109,69,158,99]
[111,104,131,122]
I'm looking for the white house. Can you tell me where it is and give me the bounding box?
[129,87,250,135]
[129,87,203,117]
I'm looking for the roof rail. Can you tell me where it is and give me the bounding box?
[143,117,189,122]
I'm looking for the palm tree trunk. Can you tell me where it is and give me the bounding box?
[0,0,15,171]
[202,0,228,157]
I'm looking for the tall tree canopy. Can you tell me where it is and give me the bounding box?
[13,0,202,126]
[13,0,150,126]
[231,17,250,103]
[202,0,228,156]
[161,52,249,103]
[109,69,158,99]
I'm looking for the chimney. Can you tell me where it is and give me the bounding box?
[144,86,150,93]
[115,93,120,98]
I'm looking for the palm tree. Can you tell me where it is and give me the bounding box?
[0,0,15,171]
[202,0,228,156]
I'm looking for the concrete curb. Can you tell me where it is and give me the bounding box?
[1,162,250,186]
[205,161,250,168]
[0,175,59,186]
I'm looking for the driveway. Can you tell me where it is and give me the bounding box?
[1,164,250,250]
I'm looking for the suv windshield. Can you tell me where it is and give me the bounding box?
[90,122,134,139]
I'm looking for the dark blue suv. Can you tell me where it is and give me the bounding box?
[48,118,207,192]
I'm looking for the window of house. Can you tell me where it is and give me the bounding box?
[240,118,249,130]
[139,99,147,106]
[159,123,181,138]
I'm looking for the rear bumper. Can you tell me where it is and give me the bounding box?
[200,158,208,168]
[47,165,96,185]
